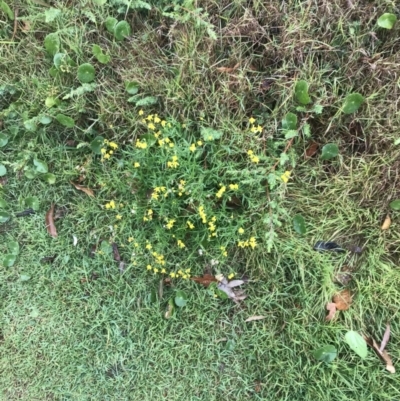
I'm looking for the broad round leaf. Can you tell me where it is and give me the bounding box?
[293,214,306,235]
[105,16,118,33]
[39,115,52,125]
[125,81,139,95]
[0,164,7,177]
[390,200,400,211]
[295,80,311,105]
[44,33,60,55]
[0,198,8,208]
[377,13,397,29]
[92,44,111,64]
[90,136,105,154]
[312,345,337,363]
[342,93,364,114]
[321,143,339,160]
[53,52,67,68]
[3,254,16,267]
[42,173,56,184]
[0,133,9,147]
[8,241,20,256]
[114,21,131,41]
[344,330,368,359]
[56,113,75,128]
[282,112,297,130]
[0,211,10,223]
[77,63,95,83]
[24,119,38,132]
[33,158,49,174]
[24,169,37,179]
[25,196,40,211]
[174,291,188,307]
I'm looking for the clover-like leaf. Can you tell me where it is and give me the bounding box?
[293,214,306,235]
[125,81,139,95]
[0,133,9,147]
[282,112,297,130]
[90,136,104,154]
[92,44,111,64]
[321,143,339,160]
[39,115,52,125]
[33,158,48,174]
[25,196,40,211]
[0,211,11,223]
[295,80,311,105]
[174,290,188,307]
[342,93,364,114]
[114,21,131,41]
[8,241,20,256]
[42,173,56,184]
[0,198,7,208]
[105,16,118,33]
[56,113,75,128]
[44,33,60,55]
[0,164,7,177]
[3,254,16,267]
[344,331,368,359]
[24,118,38,132]
[390,200,400,211]
[77,63,95,83]
[312,345,337,363]
[377,13,397,29]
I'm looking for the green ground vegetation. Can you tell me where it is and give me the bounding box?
[1,0,400,400]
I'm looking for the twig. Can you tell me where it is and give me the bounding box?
[11,8,19,41]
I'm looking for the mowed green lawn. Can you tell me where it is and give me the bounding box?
[1,1,400,400]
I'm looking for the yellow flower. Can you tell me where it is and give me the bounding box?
[229,184,239,190]
[153,268,159,274]
[103,153,111,160]
[197,140,203,146]
[249,237,257,249]
[187,221,195,229]
[151,191,159,200]
[134,242,139,248]
[169,142,174,148]
[170,272,176,278]
[238,227,244,234]
[228,273,235,279]
[189,143,196,152]
[148,122,156,130]
[166,219,175,230]
[134,162,140,168]
[256,125,263,133]
[135,139,147,149]
[161,268,166,274]
[154,116,161,123]
[250,126,258,133]
[250,155,259,164]
[216,185,226,198]
[182,124,186,128]
[247,149,253,155]
[185,268,191,273]
[109,142,118,149]
[249,117,256,124]
[116,214,122,220]
[138,109,144,116]
[146,265,152,270]
[100,148,107,154]
[146,114,153,121]
[198,205,207,223]
[154,131,161,138]
[164,137,170,144]
[161,120,167,127]
[109,150,113,155]
[146,243,152,250]
[177,239,185,248]
[281,170,291,184]
[167,155,179,168]
[128,237,134,242]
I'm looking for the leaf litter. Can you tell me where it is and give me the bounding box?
[70,181,95,197]
[216,274,247,303]
[365,324,395,373]
[45,203,58,237]
[326,289,352,321]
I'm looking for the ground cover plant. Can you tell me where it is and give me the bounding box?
[1,0,400,399]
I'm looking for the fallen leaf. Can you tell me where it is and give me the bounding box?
[379,323,390,352]
[334,265,353,286]
[305,141,319,158]
[70,181,95,197]
[325,302,336,321]
[381,215,391,230]
[21,20,31,32]
[333,289,352,311]
[217,277,247,303]
[365,335,395,374]
[216,63,239,73]
[191,273,217,287]
[245,316,267,322]
[45,203,57,237]
[112,242,121,261]
[227,279,244,288]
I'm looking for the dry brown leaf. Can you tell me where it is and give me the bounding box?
[112,242,121,261]
[381,215,391,230]
[216,63,240,73]
[325,302,337,321]
[45,203,58,237]
[70,181,95,197]
[334,265,353,286]
[191,273,217,287]
[365,336,395,374]
[245,316,267,322]
[333,289,352,311]
[379,323,391,352]
[305,141,319,158]
[21,20,31,32]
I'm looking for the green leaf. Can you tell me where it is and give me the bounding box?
[342,93,364,114]
[45,7,61,23]
[92,45,111,64]
[114,20,131,41]
[0,211,10,223]
[33,158,48,173]
[377,13,397,29]
[201,127,223,141]
[0,164,7,177]
[0,133,9,147]
[174,290,188,307]
[42,173,56,184]
[390,200,400,211]
[225,339,236,351]
[284,130,298,139]
[38,115,52,125]
[0,1,14,20]
[3,254,16,267]
[45,96,59,108]
[282,113,297,130]
[44,33,60,55]
[321,143,339,160]
[20,274,31,281]
[141,133,156,147]
[312,345,337,363]
[53,52,67,68]
[25,196,40,211]
[24,169,37,179]
[77,63,95,83]
[93,0,107,4]
[0,198,8,208]
[293,214,306,235]
[62,83,97,100]
[105,16,118,33]
[134,96,158,106]
[215,288,229,299]
[147,288,157,304]
[24,118,38,132]
[295,80,311,105]
[125,81,139,95]
[56,113,75,128]
[8,241,20,256]
[302,123,311,138]
[100,240,113,254]
[90,136,104,154]
[344,331,368,359]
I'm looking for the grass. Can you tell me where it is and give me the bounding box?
[1,0,400,399]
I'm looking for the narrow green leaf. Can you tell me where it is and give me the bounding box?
[77,63,95,83]
[92,45,110,64]
[225,339,236,351]
[293,214,306,235]
[377,13,397,29]
[93,0,107,4]
[33,158,48,173]
[321,143,339,160]
[114,21,131,41]
[312,345,337,363]
[44,33,60,55]
[342,93,364,114]
[390,200,400,211]
[90,136,104,154]
[56,113,75,128]
[3,254,16,267]
[174,290,188,307]
[0,133,9,147]
[0,1,14,20]
[0,164,7,176]
[282,113,297,130]
[295,80,311,105]
[344,331,368,359]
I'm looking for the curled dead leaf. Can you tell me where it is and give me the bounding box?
[191,273,217,287]
[334,265,353,286]
[325,302,337,321]
[365,335,395,374]
[216,63,239,73]
[381,215,391,230]
[70,181,94,197]
[245,316,267,322]
[379,323,390,353]
[112,242,121,261]
[45,203,58,238]
[333,289,352,311]
[305,141,319,158]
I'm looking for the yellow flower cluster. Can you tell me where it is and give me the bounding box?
[247,149,260,164]
[208,216,217,233]
[220,246,227,257]
[187,221,195,229]
[248,117,263,133]
[165,219,175,229]
[198,205,207,223]
[177,239,185,248]
[216,185,226,198]
[101,139,118,160]
[143,209,153,221]
[135,139,148,149]
[134,162,140,168]
[189,141,202,152]
[169,268,191,279]
[167,155,179,168]
[281,170,291,184]
[105,200,116,209]
[139,112,167,131]
[178,180,185,196]
[238,237,257,249]
[152,251,166,266]
[151,186,167,200]
[229,184,239,190]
